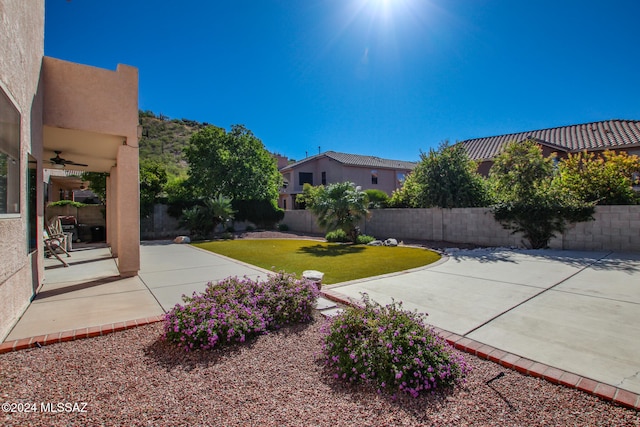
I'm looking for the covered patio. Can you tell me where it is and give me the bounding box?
[42,56,140,276]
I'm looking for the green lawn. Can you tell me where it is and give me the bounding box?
[193,239,441,284]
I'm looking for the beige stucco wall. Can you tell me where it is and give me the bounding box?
[283,206,640,252]
[0,0,45,340]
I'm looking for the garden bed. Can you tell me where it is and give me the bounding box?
[0,315,637,426]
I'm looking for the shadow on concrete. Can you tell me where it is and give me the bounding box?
[33,275,124,300]
[446,249,640,274]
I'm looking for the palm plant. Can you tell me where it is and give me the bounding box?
[180,195,235,240]
[307,182,369,242]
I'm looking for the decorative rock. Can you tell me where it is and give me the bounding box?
[303,270,324,290]
[384,238,398,247]
[367,240,384,246]
[303,270,324,282]
[173,236,191,244]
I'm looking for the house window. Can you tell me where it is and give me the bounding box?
[397,172,406,187]
[321,171,326,185]
[299,172,313,186]
[0,87,21,215]
[371,170,378,185]
[27,154,37,253]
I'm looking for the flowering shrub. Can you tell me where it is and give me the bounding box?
[321,295,470,397]
[163,272,319,351]
[260,272,319,328]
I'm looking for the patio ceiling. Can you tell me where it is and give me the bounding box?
[43,126,123,173]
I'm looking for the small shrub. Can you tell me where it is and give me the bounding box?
[226,225,235,232]
[356,234,375,245]
[326,229,349,242]
[220,232,234,240]
[321,295,470,397]
[163,273,319,351]
[245,225,256,232]
[277,223,289,231]
[47,200,87,208]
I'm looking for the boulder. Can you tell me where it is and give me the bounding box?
[384,238,398,247]
[367,240,384,246]
[174,236,191,244]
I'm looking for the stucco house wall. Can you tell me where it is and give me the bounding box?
[0,0,45,340]
[280,151,414,210]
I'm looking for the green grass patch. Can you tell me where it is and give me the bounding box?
[192,239,441,284]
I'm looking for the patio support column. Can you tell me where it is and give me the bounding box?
[108,165,119,257]
[114,141,139,276]
[105,174,113,247]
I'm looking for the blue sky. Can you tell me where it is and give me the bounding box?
[45,0,640,162]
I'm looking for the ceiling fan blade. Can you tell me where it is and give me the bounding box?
[67,161,89,167]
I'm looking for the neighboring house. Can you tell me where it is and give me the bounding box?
[0,1,140,341]
[458,119,640,176]
[279,151,416,210]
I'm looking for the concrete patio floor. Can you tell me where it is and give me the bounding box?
[2,241,639,406]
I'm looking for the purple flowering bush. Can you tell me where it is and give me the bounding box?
[260,272,320,328]
[321,295,470,397]
[163,272,319,351]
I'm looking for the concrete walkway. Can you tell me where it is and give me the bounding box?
[1,242,639,407]
[325,248,640,398]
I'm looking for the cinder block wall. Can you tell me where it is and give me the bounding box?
[140,204,187,240]
[282,206,640,252]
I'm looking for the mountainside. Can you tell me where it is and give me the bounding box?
[138,110,209,175]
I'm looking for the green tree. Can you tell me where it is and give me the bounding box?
[363,189,389,209]
[554,150,640,205]
[304,182,369,242]
[180,195,235,240]
[489,140,594,249]
[388,171,422,208]
[184,125,282,202]
[395,142,489,208]
[139,159,168,218]
[80,172,108,203]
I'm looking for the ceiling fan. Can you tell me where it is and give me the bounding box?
[49,151,88,168]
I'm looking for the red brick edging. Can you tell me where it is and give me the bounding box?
[320,289,640,411]
[0,315,165,354]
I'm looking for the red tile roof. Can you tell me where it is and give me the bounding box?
[458,119,640,161]
[280,151,416,171]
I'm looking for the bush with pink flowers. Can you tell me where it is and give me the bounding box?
[321,295,470,397]
[163,272,319,351]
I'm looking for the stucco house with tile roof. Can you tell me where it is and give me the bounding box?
[278,151,416,210]
[458,119,640,175]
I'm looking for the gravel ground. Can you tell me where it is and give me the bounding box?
[1,315,638,427]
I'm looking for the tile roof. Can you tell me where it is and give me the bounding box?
[458,119,640,161]
[280,151,417,171]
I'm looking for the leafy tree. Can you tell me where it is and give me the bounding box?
[554,150,640,205]
[184,125,282,202]
[363,189,389,209]
[297,183,325,209]
[80,172,108,203]
[180,195,235,240]
[304,182,369,242]
[488,140,554,202]
[489,140,594,249]
[140,159,168,218]
[388,171,422,208]
[396,142,489,208]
